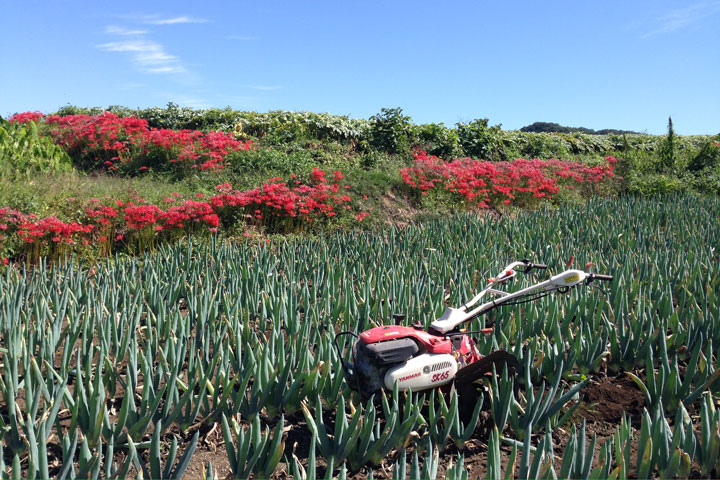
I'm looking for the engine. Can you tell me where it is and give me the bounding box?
[348,327,460,397]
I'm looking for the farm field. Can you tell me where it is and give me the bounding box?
[1,194,719,479]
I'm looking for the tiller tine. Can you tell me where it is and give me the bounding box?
[454,350,519,388]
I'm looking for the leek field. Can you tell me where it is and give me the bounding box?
[1,194,719,479]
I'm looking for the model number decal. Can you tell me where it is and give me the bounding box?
[565,273,579,284]
[431,370,450,383]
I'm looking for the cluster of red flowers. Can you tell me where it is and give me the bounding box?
[211,168,355,222]
[401,151,617,208]
[0,208,27,244]
[8,111,45,123]
[8,111,254,172]
[18,216,94,245]
[119,200,219,232]
[1,207,92,248]
[0,169,368,262]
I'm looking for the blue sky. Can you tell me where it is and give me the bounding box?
[1,1,718,134]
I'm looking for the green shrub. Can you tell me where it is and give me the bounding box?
[456,118,504,160]
[691,166,720,195]
[0,121,73,178]
[520,133,571,159]
[627,173,687,195]
[658,117,678,174]
[368,107,413,155]
[225,147,316,176]
[415,123,460,158]
[688,138,720,172]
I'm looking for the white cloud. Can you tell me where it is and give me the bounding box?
[644,1,720,37]
[104,25,148,36]
[97,39,187,75]
[143,16,208,25]
[99,14,206,78]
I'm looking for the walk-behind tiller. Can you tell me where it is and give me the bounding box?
[335,259,613,399]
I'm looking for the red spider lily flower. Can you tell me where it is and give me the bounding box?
[39,112,254,175]
[311,167,326,183]
[9,111,45,123]
[16,216,93,246]
[400,151,615,209]
[124,205,163,230]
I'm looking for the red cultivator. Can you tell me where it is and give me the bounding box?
[336,259,612,398]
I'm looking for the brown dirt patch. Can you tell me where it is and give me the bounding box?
[380,192,423,227]
[581,373,646,423]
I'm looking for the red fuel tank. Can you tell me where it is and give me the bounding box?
[359,325,452,354]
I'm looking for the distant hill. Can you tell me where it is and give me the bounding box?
[520,121,639,135]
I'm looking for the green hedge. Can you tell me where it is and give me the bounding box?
[44,104,716,163]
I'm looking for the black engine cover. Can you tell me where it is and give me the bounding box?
[360,337,420,365]
[352,337,421,397]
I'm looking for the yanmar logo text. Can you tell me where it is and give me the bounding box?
[399,372,421,382]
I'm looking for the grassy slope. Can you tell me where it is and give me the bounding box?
[1,108,718,264]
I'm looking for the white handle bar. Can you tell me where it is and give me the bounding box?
[430,262,608,334]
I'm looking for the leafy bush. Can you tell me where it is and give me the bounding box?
[688,138,720,172]
[658,117,678,173]
[456,118,504,160]
[236,110,367,143]
[0,121,73,178]
[691,165,720,195]
[415,123,460,158]
[368,107,413,155]
[627,173,687,195]
[225,147,316,176]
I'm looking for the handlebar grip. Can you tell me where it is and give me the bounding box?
[522,259,548,272]
[590,274,613,281]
